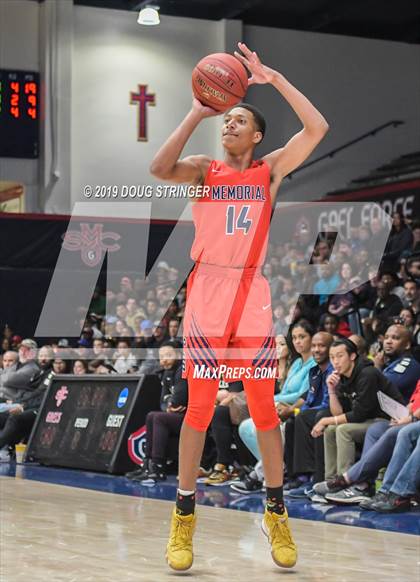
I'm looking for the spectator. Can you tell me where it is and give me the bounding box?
[92,338,106,358]
[284,332,334,494]
[52,357,72,374]
[204,382,251,487]
[125,297,146,330]
[0,345,54,458]
[0,339,39,402]
[273,304,289,336]
[402,278,419,311]
[126,344,185,483]
[347,334,368,358]
[360,421,420,512]
[398,307,416,331]
[410,221,420,254]
[314,380,420,505]
[237,320,315,471]
[338,262,354,290]
[0,338,11,355]
[382,212,414,270]
[406,253,420,284]
[319,313,349,339]
[313,263,340,306]
[372,324,420,402]
[0,351,18,376]
[373,280,404,321]
[146,299,158,320]
[113,340,137,374]
[89,358,117,374]
[167,317,182,348]
[311,338,405,484]
[73,359,90,375]
[380,271,405,301]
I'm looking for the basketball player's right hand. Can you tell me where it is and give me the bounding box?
[192,97,221,118]
[326,371,340,391]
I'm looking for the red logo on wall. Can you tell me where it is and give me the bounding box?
[62,223,121,267]
[130,84,156,142]
[55,386,69,407]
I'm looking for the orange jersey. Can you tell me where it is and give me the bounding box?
[190,159,272,268]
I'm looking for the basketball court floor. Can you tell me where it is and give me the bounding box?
[1,463,419,581]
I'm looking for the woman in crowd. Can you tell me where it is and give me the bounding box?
[73,359,90,375]
[235,320,315,487]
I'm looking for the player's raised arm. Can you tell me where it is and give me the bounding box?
[234,42,329,181]
[149,99,219,184]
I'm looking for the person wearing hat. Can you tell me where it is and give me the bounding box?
[311,338,405,494]
[0,339,39,403]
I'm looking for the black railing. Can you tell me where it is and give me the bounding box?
[288,120,405,179]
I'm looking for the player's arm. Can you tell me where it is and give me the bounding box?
[234,43,329,182]
[149,99,218,185]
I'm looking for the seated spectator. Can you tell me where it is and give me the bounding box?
[372,324,420,402]
[228,333,291,485]
[347,334,368,358]
[311,338,405,485]
[113,339,137,374]
[125,297,146,331]
[73,359,90,375]
[126,345,185,483]
[89,358,117,374]
[0,339,39,402]
[380,271,405,301]
[273,304,288,336]
[382,211,414,271]
[398,307,416,331]
[237,320,315,472]
[313,263,341,306]
[0,345,54,457]
[363,281,403,342]
[284,332,334,495]
[319,313,349,339]
[0,338,11,356]
[52,357,72,374]
[314,379,420,505]
[166,317,182,348]
[406,253,420,285]
[92,338,106,359]
[402,278,419,311]
[204,382,250,487]
[338,262,354,290]
[361,421,420,513]
[410,220,420,255]
[0,351,18,377]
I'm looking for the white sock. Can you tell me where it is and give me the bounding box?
[178,488,195,496]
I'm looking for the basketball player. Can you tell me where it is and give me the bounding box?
[150,42,329,571]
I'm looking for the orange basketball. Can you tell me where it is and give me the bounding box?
[192,53,248,112]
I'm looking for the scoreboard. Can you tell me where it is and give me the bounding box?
[0,69,39,158]
[25,374,162,474]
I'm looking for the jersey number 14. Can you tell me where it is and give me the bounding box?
[226,205,252,235]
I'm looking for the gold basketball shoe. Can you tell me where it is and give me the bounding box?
[261,507,297,568]
[166,508,197,571]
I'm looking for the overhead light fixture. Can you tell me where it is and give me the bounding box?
[137,5,160,26]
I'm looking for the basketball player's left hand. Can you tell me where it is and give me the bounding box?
[234,42,275,86]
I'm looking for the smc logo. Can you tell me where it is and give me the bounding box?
[55,386,69,407]
[128,425,147,466]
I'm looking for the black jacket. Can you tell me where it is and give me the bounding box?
[337,358,405,423]
[157,361,188,410]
